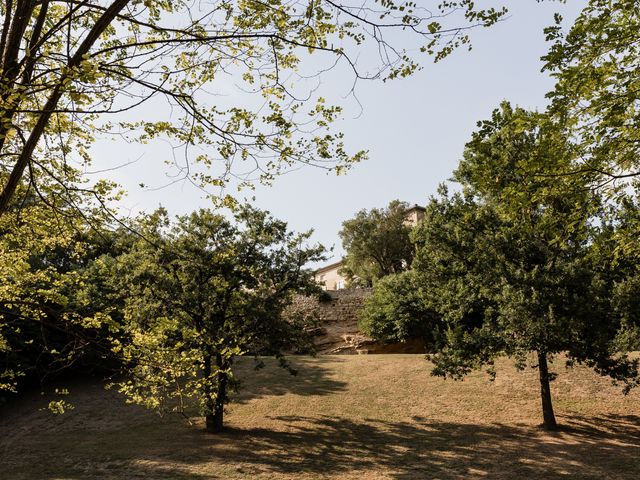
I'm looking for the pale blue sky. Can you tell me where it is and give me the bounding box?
[91,1,585,262]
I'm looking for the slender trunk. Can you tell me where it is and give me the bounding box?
[0,0,35,153]
[0,0,131,215]
[0,1,15,66]
[537,350,558,430]
[21,1,50,86]
[1,0,34,78]
[204,352,227,434]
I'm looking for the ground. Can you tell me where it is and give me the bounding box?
[1,355,639,479]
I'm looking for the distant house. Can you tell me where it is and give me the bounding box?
[314,260,347,291]
[404,204,426,227]
[314,204,426,290]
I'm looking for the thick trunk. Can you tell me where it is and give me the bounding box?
[204,352,227,434]
[537,350,558,430]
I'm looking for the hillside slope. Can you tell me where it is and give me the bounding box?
[1,355,639,479]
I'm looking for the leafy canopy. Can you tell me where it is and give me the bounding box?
[339,199,415,286]
[0,175,119,410]
[543,0,640,187]
[359,270,439,346]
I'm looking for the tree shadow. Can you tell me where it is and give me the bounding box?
[3,412,639,479]
[559,413,640,440]
[231,356,348,403]
[193,414,640,479]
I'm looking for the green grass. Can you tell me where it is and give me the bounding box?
[1,355,639,479]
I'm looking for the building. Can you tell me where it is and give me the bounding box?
[314,260,347,291]
[404,204,426,226]
[314,204,426,290]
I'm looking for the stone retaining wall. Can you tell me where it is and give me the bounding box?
[289,288,425,354]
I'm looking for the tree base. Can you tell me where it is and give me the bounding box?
[205,413,224,434]
[537,421,560,432]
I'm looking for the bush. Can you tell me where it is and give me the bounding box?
[359,271,440,345]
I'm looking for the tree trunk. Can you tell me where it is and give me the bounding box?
[537,350,558,430]
[205,408,224,434]
[204,352,227,434]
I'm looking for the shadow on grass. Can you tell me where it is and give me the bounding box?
[231,356,348,403]
[195,413,640,479]
[560,413,640,440]
[7,413,638,479]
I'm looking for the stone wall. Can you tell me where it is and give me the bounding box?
[290,288,425,354]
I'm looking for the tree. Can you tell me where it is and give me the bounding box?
[543,0,640,187]
[109,206,323,433]
[411,104,640,430]
[359,269,438,347]
[0,1,508,215]
[339,199,415,286]
[0,176,118,409]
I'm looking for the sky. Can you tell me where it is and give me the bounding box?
[90,0,586,264]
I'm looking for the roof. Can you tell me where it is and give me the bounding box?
[406,204,425,212]
[314,259,344,274]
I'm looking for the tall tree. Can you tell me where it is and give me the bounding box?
[110,206,324,433]
[412,104,640,430]
[0,1,508,215]
[339,199,415,286]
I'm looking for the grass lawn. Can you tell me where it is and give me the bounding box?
[1,354,639,479]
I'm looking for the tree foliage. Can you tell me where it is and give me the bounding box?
[0,177,118,409]
[339,199,415,286]
[0,0,508,214]
[533,0,640,264]
[543,0,640,187]
[108,206,324,433]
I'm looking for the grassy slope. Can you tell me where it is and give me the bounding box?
[1,354,639,480]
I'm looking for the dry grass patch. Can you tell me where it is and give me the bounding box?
[1,354,639,479]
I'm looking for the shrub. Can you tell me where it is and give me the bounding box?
[359,271,439,346]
